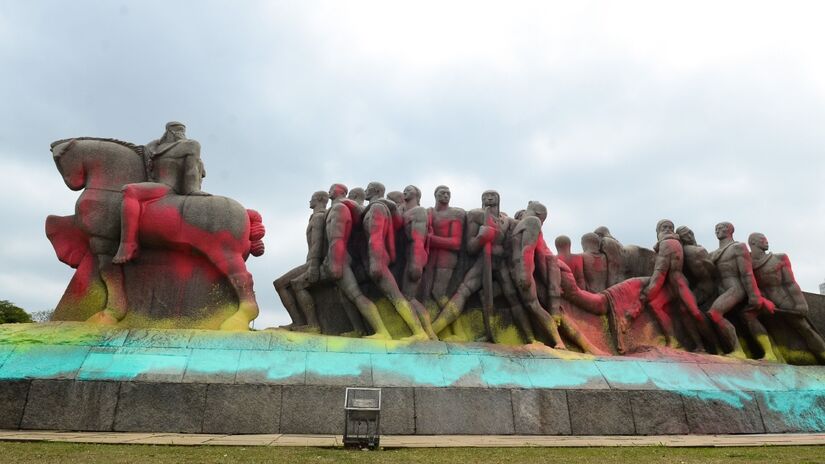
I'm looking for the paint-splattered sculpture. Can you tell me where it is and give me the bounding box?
[708,222,778,359]
[431,190,531,343]
[634,219,715,352]
[748,232,825,362]
[273,190,328,332]
[277,184,825,365]
[362,182,430,340]
[46,123,265,330]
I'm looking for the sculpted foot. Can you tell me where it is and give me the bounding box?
[86,310,120,326]
[401,332,430,342]
[219,312,252,331]
[340,330,365,338]
[726,348,748,360]
[364,332,392,340]
[112,243,139,264]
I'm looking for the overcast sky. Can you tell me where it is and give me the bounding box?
[2,1,825,328]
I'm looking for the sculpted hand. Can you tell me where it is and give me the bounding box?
[307,266,320,284]
[477,225,497,244]
[761,298,776,314]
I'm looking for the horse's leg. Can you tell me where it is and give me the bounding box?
[213,252,259,331]
[86,238,128,325]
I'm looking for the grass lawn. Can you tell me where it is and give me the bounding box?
[1,442,824,464]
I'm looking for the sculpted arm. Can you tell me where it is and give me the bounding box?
[306,214,326,281]
[465,211,487,255]
[429,217,464,250]
[735,244,763,308]
[325,206,351,280]
[780,254,808,311]
[181,142,207,195]
[407,208,430,277]
[641,246,670,301]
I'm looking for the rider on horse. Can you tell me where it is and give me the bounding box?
[112,121,210,264]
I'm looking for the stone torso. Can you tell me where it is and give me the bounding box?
[753,253,798,309]
[711,241,745,291]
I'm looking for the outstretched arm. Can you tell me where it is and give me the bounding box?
[780,254,808,312]
[736,244,772,312]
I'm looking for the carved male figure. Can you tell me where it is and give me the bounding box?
[594,226,625,286]
[423,185,466,309]
[363,181,431,340]
[581,233,608,293]
[113,121,209,263]
[323,183,388,339]
[347,187,366,209]
[431,190,533,343]
[273,190,328,332]
[638,219,714,352]
[676,226,717,309]
[749,232,825,362]
[400,184,437,338]
[708,222,777,359]
[555,235,586,289]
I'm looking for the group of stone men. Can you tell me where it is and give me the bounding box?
[275,182,825,361]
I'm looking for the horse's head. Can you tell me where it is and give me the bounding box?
[51,139,86,191]
[50,138,147,191]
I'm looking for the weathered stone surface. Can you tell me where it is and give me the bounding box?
[629,390,689,435]
[379,387,415,435]
[415,388,514,434]
[521,358,608,389]
[77,347,189,382]
[682,391,765,434]
[371,353,447,387]
[21,380,118,431]
[235,350,306,385]
[804,292,825,338]
[305,352,372,386]
[187,330,272,350]
[114,382,206,433]
[0,345,89,380]
[568,390,634,435]
[511,389,571,435]
[0,380,29,429]
[202,384,281,434]
[124,329,194,348]
[182,349,240,384]
[698,362,788,391]
[756,390,825,433]
[280,385,346,434]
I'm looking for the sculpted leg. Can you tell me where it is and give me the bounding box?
[499,269,539,344]
[785,316,825,363]
[338,266,391,339]
[559,317,607,355]
[87,251,128,325]
[707,287,747,358]
[113,183,168,264]
[742,310,780,362]
[370,263,429,340]
[670,275,710,352]
[273,265,308,328]
[432,261,482,334]
[403,270,437,340]
[291,274,320,332]
[337,287,367,337]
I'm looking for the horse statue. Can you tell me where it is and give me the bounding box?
[46,137,265,330]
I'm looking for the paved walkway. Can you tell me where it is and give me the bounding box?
[0,430,823,447]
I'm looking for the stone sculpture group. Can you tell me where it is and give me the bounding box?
[44,122,825,364]
[276,182,825,364]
